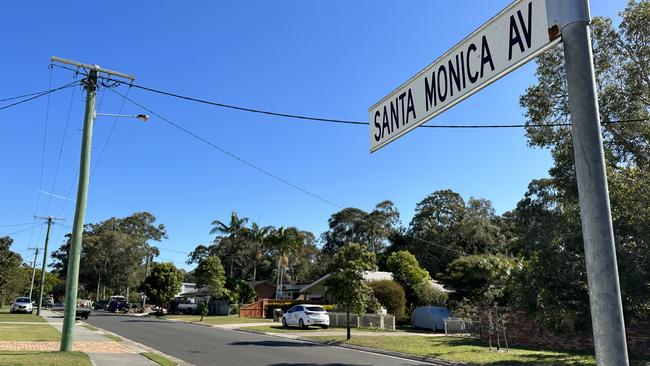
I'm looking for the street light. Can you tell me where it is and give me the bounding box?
[51,56,137,352]
[94,112,150,122]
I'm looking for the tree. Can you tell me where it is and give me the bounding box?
[322,201,401,256]
[194,256,226,299]
[225,278,256,304]
[0,237,23,307]
[51,212,166,298]
[266,227,305,299]
[367,280,406,319]
[246,223,272,283]
[23,268,63,302]
[142,262,183,306]
[210,211,249,277]
[438,254,515,305]
[406,190,507,275]
[513,0,650,331]
[325,243,377,340]
[386,250,430,306]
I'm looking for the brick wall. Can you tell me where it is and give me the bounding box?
[479,308,650,357]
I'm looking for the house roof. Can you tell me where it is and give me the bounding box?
[362,271,393,281]
[300,271,394,293]
[299,271,451,294]
[299,273,331,293]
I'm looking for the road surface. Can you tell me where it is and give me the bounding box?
[86,312,434,366]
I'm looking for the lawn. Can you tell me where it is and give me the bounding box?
[0,351,91,366]
[0,324,60,341]
[161,315,272,325]
[0,308,45,323]
[141,352,177,366]
[305,335,650,365]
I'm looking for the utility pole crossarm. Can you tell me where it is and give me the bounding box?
[51,56,136,81]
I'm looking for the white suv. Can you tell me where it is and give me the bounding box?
[281,304,329,329]
[10,297,33,314]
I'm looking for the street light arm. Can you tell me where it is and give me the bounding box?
[94,112,150,121]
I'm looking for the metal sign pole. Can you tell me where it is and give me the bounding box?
[559,0,629,364]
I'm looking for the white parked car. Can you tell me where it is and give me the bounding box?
[281,304,329,329]
[10,297,33,314]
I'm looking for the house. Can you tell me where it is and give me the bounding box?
[299,271,394,303]
[277,283,309,300]
[176,282,197,297]
[249,281,276,300]
[248,281,310,300]
[299,271,450,302]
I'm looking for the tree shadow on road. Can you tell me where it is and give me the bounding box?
[230,340,322,348]
[268,364,373,366]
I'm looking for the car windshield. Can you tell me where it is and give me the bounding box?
[305,306,325,312]
[15,298,31,303]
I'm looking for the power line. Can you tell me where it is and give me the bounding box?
[114,81,650,128]
[108,87,344,209]
[54,65,650,129]
[43,83,77,215]
[110,88,466,257]
[91,87,130,177]
[0,80,80,111]
[0,222,36,228]
[3,224,43,237]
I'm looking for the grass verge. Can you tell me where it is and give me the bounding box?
[141,352,177,366]
[80,324,99,332]
[0,351,91,366]
[161,315,271,325]
[104,334,122,342]
[0,308,45,323]
[0,324,60,341]
[306,335,606,365]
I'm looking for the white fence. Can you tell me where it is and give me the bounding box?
[444,318,481,338]
[327,312,395,331]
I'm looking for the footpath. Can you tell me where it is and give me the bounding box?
[0,309,184,366]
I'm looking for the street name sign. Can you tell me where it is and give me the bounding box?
[369,0,561,152]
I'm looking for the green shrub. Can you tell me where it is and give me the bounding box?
[367,280,406,318]
[413,281,448,307]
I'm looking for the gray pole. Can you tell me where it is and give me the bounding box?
[60,69,97,352]
[28,248,39,301]
[560,0,629,363]
[36,218,53,316]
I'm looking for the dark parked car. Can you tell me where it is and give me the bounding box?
[93,299,109,310]
[107,296,128,313]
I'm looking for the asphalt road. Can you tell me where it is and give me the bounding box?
[86,312,434,366]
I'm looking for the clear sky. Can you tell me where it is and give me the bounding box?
[1,0,626,270]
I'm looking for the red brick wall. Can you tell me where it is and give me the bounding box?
[479,308,650,357]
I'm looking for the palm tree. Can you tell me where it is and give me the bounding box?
[266,227,305,299]
[246,223,272,284]
[210,211,249,277]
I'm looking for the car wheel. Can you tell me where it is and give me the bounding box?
[299,318,306,329]
[30,310,33,314]
[282,317,288,328]
[320,325,329,329]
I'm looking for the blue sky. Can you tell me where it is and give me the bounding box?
[1,0,626,270]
